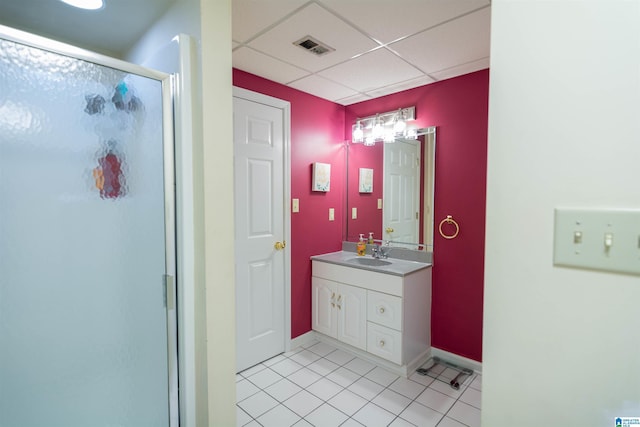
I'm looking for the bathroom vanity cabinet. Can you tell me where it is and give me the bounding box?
[311,253,432,376]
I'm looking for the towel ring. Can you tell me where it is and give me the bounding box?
[438,215,460,239]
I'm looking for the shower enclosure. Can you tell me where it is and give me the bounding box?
[0,26,178,426]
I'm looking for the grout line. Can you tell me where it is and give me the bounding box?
[237,345,481,427]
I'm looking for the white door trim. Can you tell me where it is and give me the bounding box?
[232,86,292,352]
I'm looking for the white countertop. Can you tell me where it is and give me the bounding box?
[311,251,432,277]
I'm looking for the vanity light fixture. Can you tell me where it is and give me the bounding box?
[59,0,104,10]
[352,120,364,143]
[371,115,384,140]
[393,108,407,134]
[351,106,417,145]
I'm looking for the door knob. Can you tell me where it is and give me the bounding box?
[274,240,286,250]
[385,227,394,233]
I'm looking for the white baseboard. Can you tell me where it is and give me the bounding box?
[288,330,317,351]
[429,347,482,374]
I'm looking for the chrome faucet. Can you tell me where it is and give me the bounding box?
[379,241,392,258]
[371,244,381,259]
[371,242,392,259]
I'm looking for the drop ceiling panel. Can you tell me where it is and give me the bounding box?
[319,0,490,45]
[364,75,437,99]
[232,0,308,43]
[335,93,373,106]
[247,3,379,72]
[391,7,491,74]
[288,74,359,102]
[430,57,490,81]
[233,47,310,84]
[318,48,425,93]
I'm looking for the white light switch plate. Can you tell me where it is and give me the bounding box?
[292,198,299,213]
[352,207,357,220]
[378,199,382,209]
[554,208,640,275]
[329,208,335,221]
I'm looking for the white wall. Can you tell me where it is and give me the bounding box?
[200,1,236,426]
[125,0,200,72]
[125,0,237,425]
[484,1,640,426]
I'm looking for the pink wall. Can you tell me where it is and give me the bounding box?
[233,70,346,338]
[234,68,489,362]
[345,70,489,362]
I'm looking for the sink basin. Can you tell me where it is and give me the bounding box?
[347,257,392,267]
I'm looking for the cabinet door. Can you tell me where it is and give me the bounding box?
[367,290,402,331]
[337,283,367,350]
[367,322,402,364]
[312,277,337,337]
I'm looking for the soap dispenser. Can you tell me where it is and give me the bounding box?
[368,232,375,245]
[357,234,366,256]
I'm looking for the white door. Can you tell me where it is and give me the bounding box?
[337,284,367,350]
[311,277,337,337]
[383,139,421,244]
[234,90,289,372]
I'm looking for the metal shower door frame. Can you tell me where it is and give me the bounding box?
[0,24,180,426]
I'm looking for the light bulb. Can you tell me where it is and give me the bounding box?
[352,120,364,142]
[384,129,395,143]
[372,115,384,140]
[393,109,406,134]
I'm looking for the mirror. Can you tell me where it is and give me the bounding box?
[345,127,436,250]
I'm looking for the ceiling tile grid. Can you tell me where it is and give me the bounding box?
[389,7,491,74]
[317,48,424,93]
[288,74,359,101]
[231,0,492,105]
[318,0,490,45]
[232,0,309,43]
[247,3,379,72]
[234,46,311,84]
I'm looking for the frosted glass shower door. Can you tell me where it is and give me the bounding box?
[0,31,175,426]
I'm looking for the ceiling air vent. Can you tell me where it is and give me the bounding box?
[293,36,335,56]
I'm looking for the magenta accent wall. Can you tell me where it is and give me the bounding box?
[233,69,346,338]
[345,70,489,362]
[234,68,489,362]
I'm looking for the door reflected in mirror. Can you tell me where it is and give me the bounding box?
[346,127,436,250]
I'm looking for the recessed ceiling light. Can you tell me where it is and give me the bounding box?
[60,0,104,10]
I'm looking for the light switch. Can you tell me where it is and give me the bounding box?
[292,198,299,213]
[378,199,383,209]
[554,208,640,275]
[352,207,357,220]
[329,208,335,221]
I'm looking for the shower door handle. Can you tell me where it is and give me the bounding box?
[164,274,175,309]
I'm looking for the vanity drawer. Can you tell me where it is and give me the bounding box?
[367,322,402,365]
[367,290,402,331]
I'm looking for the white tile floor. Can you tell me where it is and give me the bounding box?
[236,340,481,427]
